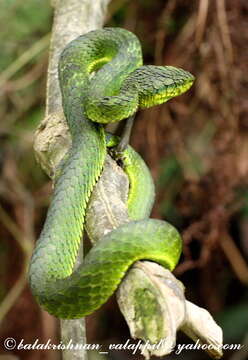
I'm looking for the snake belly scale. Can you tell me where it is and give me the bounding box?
[29,28,194,318]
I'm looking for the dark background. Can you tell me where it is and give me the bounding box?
[0,0,248,359]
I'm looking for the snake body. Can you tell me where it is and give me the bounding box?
[29,28,194,318]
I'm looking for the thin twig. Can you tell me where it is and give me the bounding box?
[0,204,32,253]
[0,33,50,88]
[220,233,248,285]
[195,0,209,46]
[216,0,233,64]
[4,59,46,92]
[0,204,33,324]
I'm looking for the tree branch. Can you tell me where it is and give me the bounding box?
[34,1,110,359]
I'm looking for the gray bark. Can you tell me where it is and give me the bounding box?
[46,0,110,115]
[39,1,111,359]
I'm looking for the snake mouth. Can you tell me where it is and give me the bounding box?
[121,65,195,109]
[139,76,194,108]
[85,64,194,121]
[158,75,195,99]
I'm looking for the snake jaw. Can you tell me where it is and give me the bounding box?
[139,78,195,108]
[120,65,195,109]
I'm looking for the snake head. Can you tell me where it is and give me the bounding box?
[123,65,195,108]
[85,66,194,123]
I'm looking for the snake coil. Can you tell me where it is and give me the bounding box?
[29,28,194,319]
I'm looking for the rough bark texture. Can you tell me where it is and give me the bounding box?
[36,1,111,359]
[83,157,223,359]
[46,0,110,115]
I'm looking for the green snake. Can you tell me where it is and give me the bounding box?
[29,28,194,319]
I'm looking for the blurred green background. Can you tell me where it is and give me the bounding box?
[0,0,248,359]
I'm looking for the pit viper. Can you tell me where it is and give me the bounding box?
[29,28,194,318]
